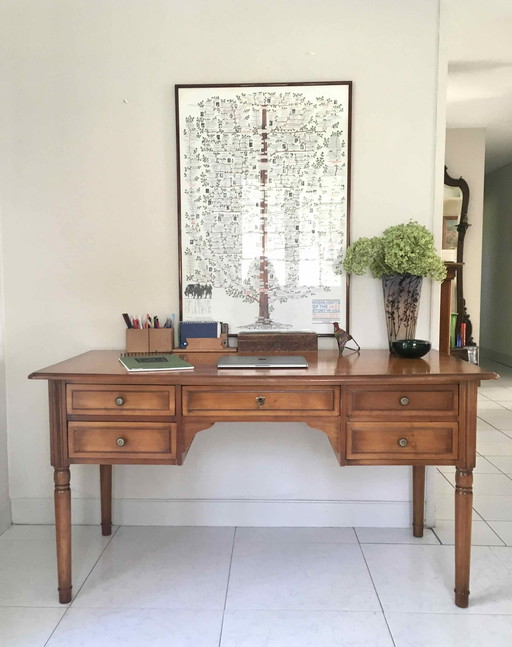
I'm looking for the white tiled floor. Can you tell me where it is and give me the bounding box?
[2,359,512,646]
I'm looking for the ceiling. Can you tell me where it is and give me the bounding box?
[445,0,512,173]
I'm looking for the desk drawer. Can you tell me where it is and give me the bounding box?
[347,422,458,461]
[67,385,175,416]
[347,386,457,418]
[183,386,339,416]
[68,422,176,459]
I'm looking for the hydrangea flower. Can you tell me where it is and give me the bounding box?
[337,221,446,281]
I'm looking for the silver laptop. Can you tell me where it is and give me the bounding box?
[217,355,309,369]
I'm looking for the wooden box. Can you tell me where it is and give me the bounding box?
[182,334,235,352]
[237,332,318,352]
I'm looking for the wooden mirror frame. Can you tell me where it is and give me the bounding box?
[444,166,475,347]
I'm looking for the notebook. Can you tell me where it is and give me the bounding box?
[119,354,194,372]
[217,355,308,369]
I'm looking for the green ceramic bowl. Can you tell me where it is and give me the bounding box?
[391,339,431,358]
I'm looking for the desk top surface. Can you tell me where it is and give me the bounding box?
[29,350,498,385]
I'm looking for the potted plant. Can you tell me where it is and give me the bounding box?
[336,221,446,350]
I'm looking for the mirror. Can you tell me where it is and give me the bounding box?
[443,166,475,354]
[442,185,462,255]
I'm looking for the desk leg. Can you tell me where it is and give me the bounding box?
[54,468,72,604]
[412,466,425,537]
[100,465,112,536]
[454,468,473,608]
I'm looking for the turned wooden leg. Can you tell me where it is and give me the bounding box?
[100,465,112,536]
[454,468,473,608]
[412,465,425,538]
[54,467,72,604]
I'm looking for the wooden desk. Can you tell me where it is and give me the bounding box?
[29,349,496,608]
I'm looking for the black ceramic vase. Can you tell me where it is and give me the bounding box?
[381,273,422,352]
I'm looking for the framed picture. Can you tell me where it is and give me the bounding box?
[443,215,459,250]
[176,82,352,335]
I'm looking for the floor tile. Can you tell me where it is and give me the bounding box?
[491,546,512,574]
[434,494,457,520]
[0,525,58,542]
[437,456,500,474]
[477,400,506,410]
[477,430,512,444]
[433,519,505,546]
[355,527,439,544]
[0,607,66,647]
[0,525,115,606]
[486,456,512,474]
[477,411,512,431]
[479,362,512,379]
[387,611,512,647]
[442,472,512,496]
[473,495,512,521]
[362,544,512,613]
[234,526,357,544]
[488,521,512,546]
[477,386,512,401]
[476,418,498,432]
[475,439,512,455]
[72,526,234,609]
[474,455,504,473]
[435,472,454,493]
[46,608,223,647]
[226,541,380,611]
[478,400,506,411]
[0,523,117,542]
[480,375,512,387]
[221,610,394,647]
[434,494,482,521]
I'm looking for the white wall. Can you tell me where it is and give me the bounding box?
[445,128,486,345]
[0,0,442,526]
[0,202,11,534]
[480,161,512,366]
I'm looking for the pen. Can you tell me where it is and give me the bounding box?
[122,313,133,329]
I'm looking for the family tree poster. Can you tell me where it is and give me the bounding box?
[176,82,351,334]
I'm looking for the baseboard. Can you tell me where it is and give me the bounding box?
[479,347,512,369]
[0,498,12,534]
[11,497,412,528]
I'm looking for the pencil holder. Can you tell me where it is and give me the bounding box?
[126,329,149,353]
[149,329,173,352]
[125,329,174,353]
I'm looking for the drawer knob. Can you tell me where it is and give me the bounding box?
[116,437,126,447]
[398,438,409,448]
[115,397,125,407]
[256,396,266,408]
[400,397,410,406]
